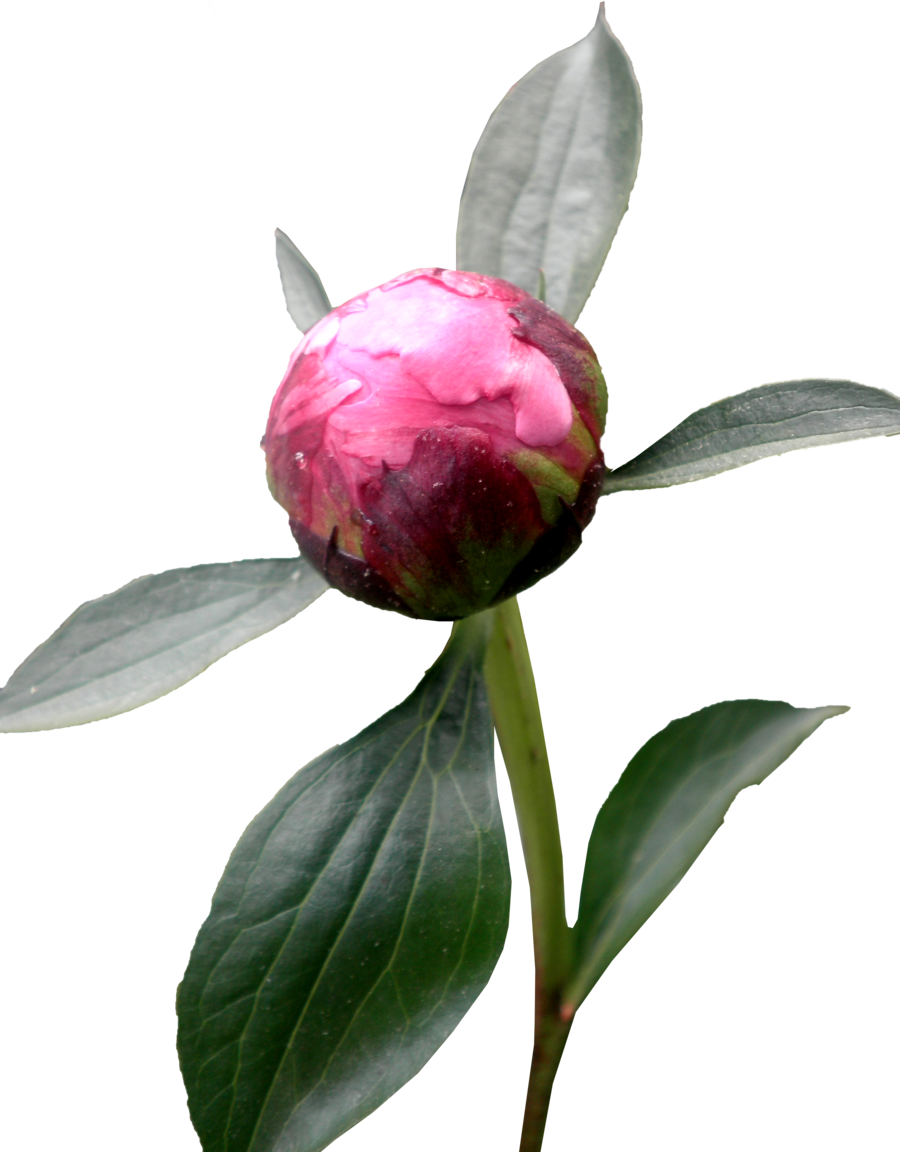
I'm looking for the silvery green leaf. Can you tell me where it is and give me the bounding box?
[604,380,900,494]
[0,558,327,732]
[456,4,641,323]
[275,228,332,332]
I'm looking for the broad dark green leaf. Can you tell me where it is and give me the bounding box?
[456,5,641,322]
[603,380,900,494]
[566,700,846,1010]
[177,612,509,1152]
[0,558,326,732]
[275,229,332,333]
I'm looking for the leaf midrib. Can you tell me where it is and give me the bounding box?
[232,645,475,1152]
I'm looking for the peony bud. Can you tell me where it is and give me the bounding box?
[263,268,606,620]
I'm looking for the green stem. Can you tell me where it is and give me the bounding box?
[484,597,574,1149]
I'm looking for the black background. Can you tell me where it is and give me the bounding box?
[1,3,896,1149]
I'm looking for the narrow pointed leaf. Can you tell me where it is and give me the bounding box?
[567,700,847,1010]
[0,558,327,732]
[177,612,509,1152]
[456,5,641,322]
[603,380,900,494]
[275,229,332,333]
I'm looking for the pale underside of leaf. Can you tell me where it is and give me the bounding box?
[0,558,327,732]
[275,229,332,333]
[176,614,509,1152]
[566,700,847,1010]
[603,379,900,493]
[456,6,641,323]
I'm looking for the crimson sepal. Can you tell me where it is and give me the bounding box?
[289,519,417,618]
[495,456,605,603]
[355,427,545,619]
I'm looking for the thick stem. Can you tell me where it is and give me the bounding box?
[484,597,574,1150]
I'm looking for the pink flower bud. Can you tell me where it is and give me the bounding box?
[263,268,606,620]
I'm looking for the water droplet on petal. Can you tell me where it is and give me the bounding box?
[293,451,308,469]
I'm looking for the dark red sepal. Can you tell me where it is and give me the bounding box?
[493,456,604,603]
[289,519,417,617]
[492,500,584,604]
[572,457,606,529]
[359,426,546,620]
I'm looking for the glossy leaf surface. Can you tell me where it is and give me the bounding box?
[603,380,900,493]
[177,613,509,1152]
[0,559,326,732]
[456,5,641,323]
[566,700,846,1010]
[275,229,332,333]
